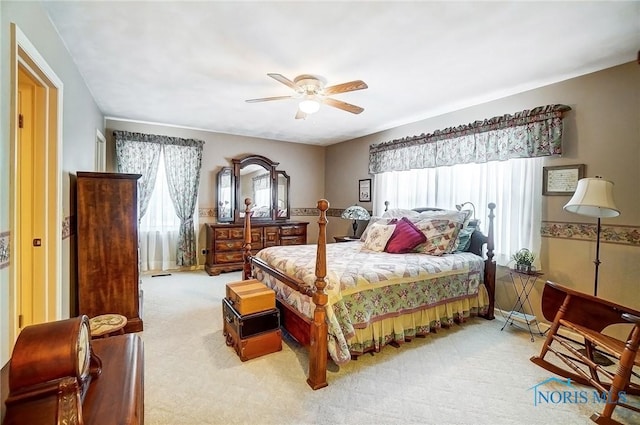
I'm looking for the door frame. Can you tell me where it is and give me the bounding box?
[9,24,64,344]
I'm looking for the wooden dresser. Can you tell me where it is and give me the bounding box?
[76,172,143,333]
[204,221,308,275]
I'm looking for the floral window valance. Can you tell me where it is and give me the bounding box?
[369,104,571,174]
[113,130,204,149]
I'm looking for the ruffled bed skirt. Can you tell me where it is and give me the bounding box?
[348,285,489,356]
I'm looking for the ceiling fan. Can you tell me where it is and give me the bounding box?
[245,73,368,119]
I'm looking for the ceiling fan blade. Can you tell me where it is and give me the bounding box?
[267,73,298,91]
[323,97,364,114]
[245,95,293,103]
[323,80,368,95]
[295,109,307,120]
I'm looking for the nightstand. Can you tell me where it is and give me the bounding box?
[334,236,360,243]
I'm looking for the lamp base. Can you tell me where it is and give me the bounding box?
[352,220,358,238]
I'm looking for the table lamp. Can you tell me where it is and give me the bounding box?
[341,205,371,238]
[563,177,620,297]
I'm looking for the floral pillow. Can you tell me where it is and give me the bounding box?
[385,217,427,254]
[360,217,396,241]
[413,218,463,255]
[362,222,397,252]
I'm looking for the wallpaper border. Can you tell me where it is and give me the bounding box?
[541,221,640,247]
[0,231,10,270]
[62,215,76,240]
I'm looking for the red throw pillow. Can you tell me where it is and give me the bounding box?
[384,217,427,254]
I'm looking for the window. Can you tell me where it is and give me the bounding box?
[139,150,181,271]
[373,157,544,266]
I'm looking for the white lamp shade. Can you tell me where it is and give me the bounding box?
[563,177,620,218]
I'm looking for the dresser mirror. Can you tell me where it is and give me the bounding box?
[276,171,290,219]
[221,154,289,223]
[216,167,234,222]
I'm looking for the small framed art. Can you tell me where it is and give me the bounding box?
[358,179,371,202]
[542,164,585,195]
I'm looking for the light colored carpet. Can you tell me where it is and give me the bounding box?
[139,270,639,425]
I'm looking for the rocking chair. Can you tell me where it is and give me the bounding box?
[530,281,640,424]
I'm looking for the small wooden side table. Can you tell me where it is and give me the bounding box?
[334,235,360,243]
[89,313,128,338]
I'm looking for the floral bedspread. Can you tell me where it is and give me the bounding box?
[253,241,485,363]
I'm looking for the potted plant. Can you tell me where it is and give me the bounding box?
[512,248,536,273]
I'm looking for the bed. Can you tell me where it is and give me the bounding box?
[242,199,496,389]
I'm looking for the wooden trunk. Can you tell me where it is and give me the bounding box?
[225,279,275,316]
[222,298,279,339]
[223,320,282,361]
[76,172,142,333]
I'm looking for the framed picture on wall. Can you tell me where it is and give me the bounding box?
[359,179,371,202]
[542,164,585,195]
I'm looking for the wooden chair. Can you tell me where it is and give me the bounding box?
[530,281,640,424]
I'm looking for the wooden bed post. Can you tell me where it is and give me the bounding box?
[242,198,253,281]
[484,202,496,320]
[307,199,329,390]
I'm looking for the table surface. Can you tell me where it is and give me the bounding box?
[334,235,360,242]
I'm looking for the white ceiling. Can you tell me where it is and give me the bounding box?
[42,1,639,146]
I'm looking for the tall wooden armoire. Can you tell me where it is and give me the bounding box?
[76,172,143,333]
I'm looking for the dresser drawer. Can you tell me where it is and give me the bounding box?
[215,240,245,252]
[281,236,306,246]
[280,225,306,236]
[215,239,264,252]
[215,228,261,241]
[215,252,244,264]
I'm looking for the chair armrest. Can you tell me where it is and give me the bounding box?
[541,281,640,333]
[622,313,640,325]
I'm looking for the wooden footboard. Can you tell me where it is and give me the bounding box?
[243,199,496,390]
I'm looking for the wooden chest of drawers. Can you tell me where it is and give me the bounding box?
[204,221,308,276]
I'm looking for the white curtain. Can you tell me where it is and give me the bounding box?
[139,151,181,272]
[373,157,544,267]
[253,174,271,208]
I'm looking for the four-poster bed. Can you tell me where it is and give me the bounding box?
[241,198,496,389]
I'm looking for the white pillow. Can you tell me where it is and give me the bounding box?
[359,216,390,241]
[362,222,396,252]
[414,209,467,223]
[382,208,420,219]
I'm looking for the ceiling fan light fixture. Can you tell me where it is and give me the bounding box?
[247,73,367,118]
[299,98,320,114]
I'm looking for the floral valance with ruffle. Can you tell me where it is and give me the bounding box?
[369,104,571,174]
[113,130,204,149]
